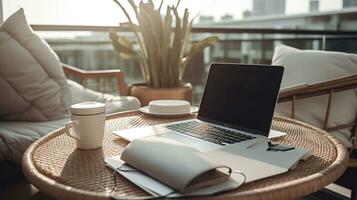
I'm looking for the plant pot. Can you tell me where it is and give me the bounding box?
[128,83,193,106]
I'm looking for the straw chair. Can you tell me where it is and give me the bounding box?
[278,73,357,200]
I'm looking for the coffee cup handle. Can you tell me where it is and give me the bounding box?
[65,121,80,140]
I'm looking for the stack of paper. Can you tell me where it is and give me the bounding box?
[105,137,311,197]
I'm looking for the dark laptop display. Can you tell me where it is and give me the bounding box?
[197,63,284,136]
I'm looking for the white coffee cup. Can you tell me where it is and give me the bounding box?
[65,102,106,149]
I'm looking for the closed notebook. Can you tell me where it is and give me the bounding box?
[119,136,231,193]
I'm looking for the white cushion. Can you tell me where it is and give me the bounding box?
[272,45,357,148]
[67,80,141,113]
[0,9,70,121]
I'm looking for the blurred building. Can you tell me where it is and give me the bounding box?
[343,0,357,8]
[195,8,357,64]
[221,14,234,23]
[309,0,320,12]
[198,16,215,25]
[200,8,357,30]
[243,10,252,18]
[252,0,285,16]
[0,0,3,23]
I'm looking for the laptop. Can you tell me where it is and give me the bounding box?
[114,63,287,182]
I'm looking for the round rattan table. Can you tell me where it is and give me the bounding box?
[22,110,349,200]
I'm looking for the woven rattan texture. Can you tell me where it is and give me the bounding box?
[31,111,339,199]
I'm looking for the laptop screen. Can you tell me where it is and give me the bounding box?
[197,63,284,136]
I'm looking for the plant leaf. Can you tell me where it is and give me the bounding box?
[120,22,140,30]
[112,0,149,83]
[187,36,219,57]
[167,6,183,86]
[109,29,137,59]
[176,0,181,8]
[136,1,165,87]
[180,36,219,79]
[161,6,173,86]
[158,0,164,11]
[179,9,190,60]
[127,0,138,15]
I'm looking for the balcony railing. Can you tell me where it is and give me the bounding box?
[31,24,357,105]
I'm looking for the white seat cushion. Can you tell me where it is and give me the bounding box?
[272,45,357,148]
[0,80,140,163]
[0,9,70,121]
[0,117,69,163]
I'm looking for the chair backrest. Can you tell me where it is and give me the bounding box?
[62,63,127,96]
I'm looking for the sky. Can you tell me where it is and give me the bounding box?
[3,0,343,26]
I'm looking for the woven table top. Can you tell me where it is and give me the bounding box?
[22,110,349,200]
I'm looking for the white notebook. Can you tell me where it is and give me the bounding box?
[105,137,244,197]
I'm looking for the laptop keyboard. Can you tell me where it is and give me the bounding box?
[165,121,256,146]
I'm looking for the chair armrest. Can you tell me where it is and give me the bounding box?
[62,63,127,96]
[278,73,357,103]
[279,83,309,94]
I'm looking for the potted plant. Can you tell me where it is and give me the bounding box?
[109,0,218,105]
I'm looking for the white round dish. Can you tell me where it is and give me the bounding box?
[139,106,199,117]
[148,100,190,114]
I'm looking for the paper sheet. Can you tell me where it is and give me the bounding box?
[217,139,312,169]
